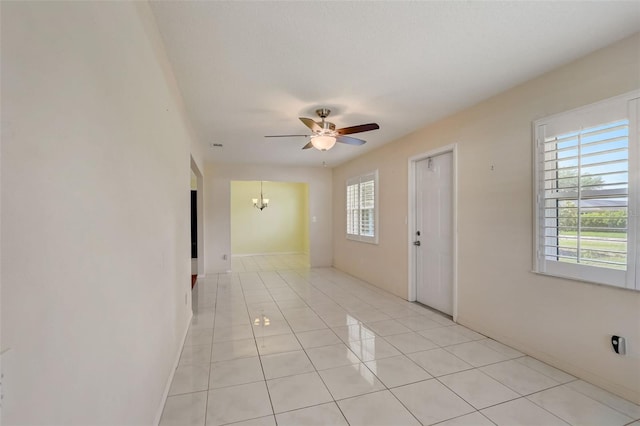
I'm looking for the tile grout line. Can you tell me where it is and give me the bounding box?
[238,271,278,424]
[273,269,352,425]
[202,272,220,426]
[561,380,640,421]
[286,268,477,424]
[525,380,637,425]
[185,258,640,426]
[300,268,571,425]
[286,269,430,425]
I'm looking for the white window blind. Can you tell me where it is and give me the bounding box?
[346,171,378,244]
[534,91,639,290]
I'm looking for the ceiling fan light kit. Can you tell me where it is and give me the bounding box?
[311,135,336,151]
[265,108,379,151]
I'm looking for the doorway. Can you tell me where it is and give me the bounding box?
[191,188,197,287]
[230,181,310,271]
[190,157,204,285]
[408,145,457,318]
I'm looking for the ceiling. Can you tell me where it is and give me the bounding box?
[150,1,640,168]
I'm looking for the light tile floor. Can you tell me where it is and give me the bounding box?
[161,255,640,426]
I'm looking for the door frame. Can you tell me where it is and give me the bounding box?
[190,156,205,278]
[407,144,458,321]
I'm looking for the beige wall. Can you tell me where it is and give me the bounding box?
[1,2,197,423]
[333,33,640,403]
[231,181,309,255]
[205,163,331,272]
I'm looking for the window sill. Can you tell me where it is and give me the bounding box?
[346,235,379,245]
[530,270,638,293]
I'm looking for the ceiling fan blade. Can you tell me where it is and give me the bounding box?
[336,135,366,146]
[302,141,314,150]
[264,134,308,138]
[336,123,379,135]
[299,117,322,132]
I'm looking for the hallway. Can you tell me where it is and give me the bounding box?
[161,257,640,425]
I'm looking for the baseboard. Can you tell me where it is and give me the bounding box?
[154,309,193,425]
[208,268,232,274]
[232,252,306,257]
[455,315,640,405]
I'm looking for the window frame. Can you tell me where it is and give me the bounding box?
[533,90,639,291]
[346,170,379,244]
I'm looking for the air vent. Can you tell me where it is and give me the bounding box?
[210,143,223,148]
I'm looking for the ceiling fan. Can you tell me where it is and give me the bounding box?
[265,108,379,151]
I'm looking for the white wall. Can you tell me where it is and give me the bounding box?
[1,2,198,424]
[205,163,332,272]
[333,33,640,403]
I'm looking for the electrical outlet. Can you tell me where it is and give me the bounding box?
[612,335,626,355]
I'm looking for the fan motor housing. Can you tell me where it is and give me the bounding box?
[321,121,336,132]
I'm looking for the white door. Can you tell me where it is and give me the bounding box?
[415,152,453,315]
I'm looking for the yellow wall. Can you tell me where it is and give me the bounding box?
[231,181,309,255]
[332,33,640,403]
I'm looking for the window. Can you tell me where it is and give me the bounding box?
[534,91,639,290]
[346,170,378,244]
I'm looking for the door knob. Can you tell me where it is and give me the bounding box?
[413,241,421,246]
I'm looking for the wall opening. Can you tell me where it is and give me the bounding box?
[230,180,309,269]
[190,157,204,280]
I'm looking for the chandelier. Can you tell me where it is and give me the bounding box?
[252,181,269,211]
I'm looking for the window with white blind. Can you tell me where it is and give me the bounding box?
[346,171,378,244]
[534,91,639,290]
